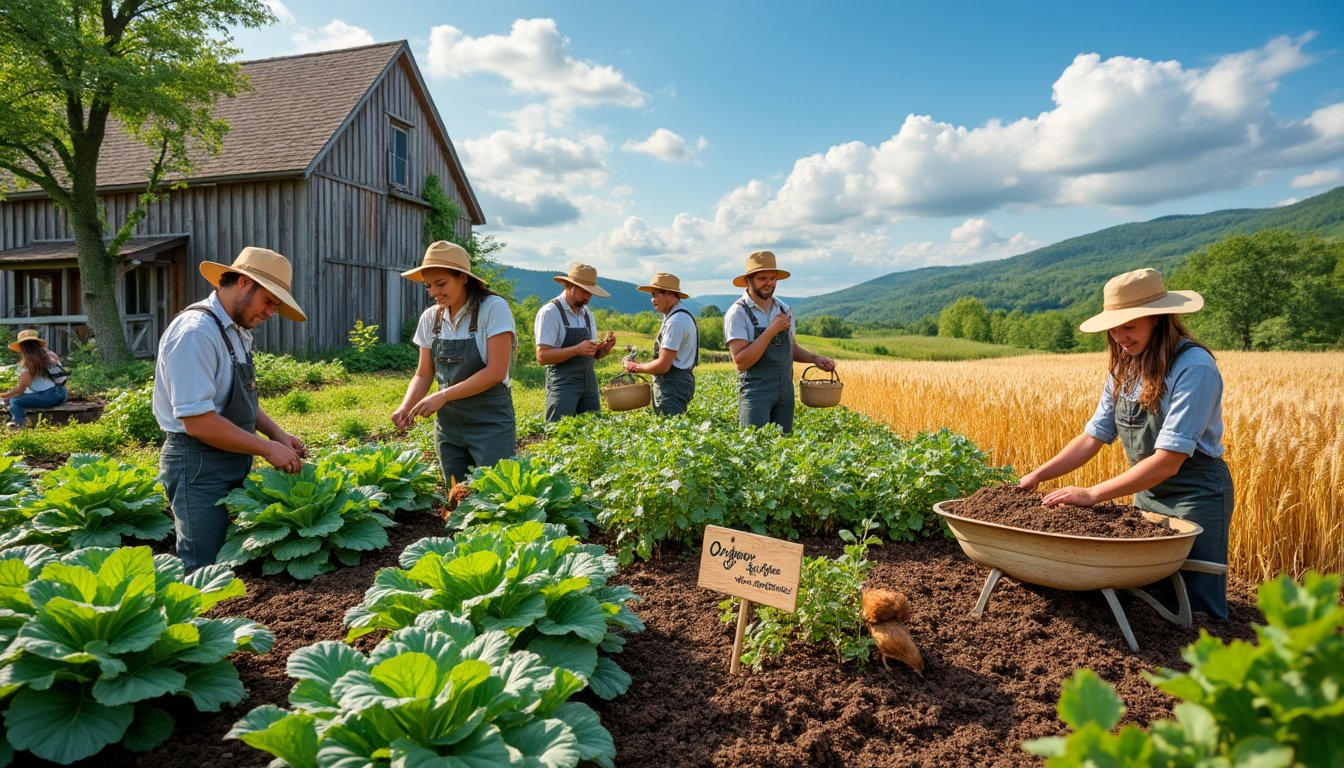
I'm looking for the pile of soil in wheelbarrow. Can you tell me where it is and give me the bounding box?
[944,484,1181,537]
[69,514,1260,768]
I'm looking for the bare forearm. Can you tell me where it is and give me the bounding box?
[182,411,272,455]
[1024,433,1105,486]
[536,345,579,365]
[1088,451,1187,502]
[398,373,435,411]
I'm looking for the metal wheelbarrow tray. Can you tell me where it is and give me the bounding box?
[933,499,1226,651]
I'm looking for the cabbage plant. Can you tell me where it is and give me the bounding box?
[345,521,643,699]
[229,611,616,768]
[0,545,273,765]
[319,442,442,515]
[448,457,596,536]
[216,462,390,580]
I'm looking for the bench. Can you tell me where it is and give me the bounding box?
[22,400,106,428]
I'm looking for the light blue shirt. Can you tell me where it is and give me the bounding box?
[724,292,794,346]
[1084,344,1225,457]
[152,293,252,432]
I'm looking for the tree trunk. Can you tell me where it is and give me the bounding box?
[68,157,133,363]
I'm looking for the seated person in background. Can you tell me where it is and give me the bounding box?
[1,329,69,428]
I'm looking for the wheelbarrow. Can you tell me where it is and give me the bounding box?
[933,499,1226,652]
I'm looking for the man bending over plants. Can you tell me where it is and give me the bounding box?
[152,247,308,571]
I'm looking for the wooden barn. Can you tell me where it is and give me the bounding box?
[0,40,484,356]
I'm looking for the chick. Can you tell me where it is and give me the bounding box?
[862,588,925,677]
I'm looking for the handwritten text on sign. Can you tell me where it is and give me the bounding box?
[697,525,804,612]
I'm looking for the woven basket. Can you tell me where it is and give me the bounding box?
[602,372,652,412]
[798,365,843,408]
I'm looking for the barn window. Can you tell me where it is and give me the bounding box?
[389,123,409,188]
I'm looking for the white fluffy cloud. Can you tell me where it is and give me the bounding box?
[292,20,375,53]
[426,19,646,113]
[622,129,707,163]
[1290,168,1342,189]
[461,129,611,228]
[263,0,295,24]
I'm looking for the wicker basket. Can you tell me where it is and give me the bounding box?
[602,372,652,412]
[798,365,843,408]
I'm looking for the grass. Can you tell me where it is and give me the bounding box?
[796,332,1034,361]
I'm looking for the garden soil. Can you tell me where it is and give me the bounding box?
[51,510,1262,768]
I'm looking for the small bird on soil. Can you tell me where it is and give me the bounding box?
[862,588,924,677]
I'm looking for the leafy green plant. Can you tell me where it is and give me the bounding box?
[723,519,881,670]
[335,416,369,441]
[348,319,380,354]
[229,610,615,768]
[103,382,162,444]
[0,454,170,552]
[0,454,31,500]
[251,352,346,397]
[1025,571,1344,767]
[0,545,273,765]
[320,443,443,515]
[345,521,644,700]
[216,463,390,580]
[278,390,312,415]
[448,457,596,536]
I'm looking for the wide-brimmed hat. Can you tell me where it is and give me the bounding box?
[1079,268,1203,333]
[637,272,689,299]
[554,263,610,298]
[7,328,45,353]
[401,241,488,286]
[199,247,306,322]
[733,250,792,288]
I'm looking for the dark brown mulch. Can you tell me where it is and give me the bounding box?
[47,520,1260,768]
[946,484,1180,538]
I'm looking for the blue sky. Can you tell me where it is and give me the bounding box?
[234,1,1344,296]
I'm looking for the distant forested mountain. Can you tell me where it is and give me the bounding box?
[792,186,1344,325]
[497,265,651,314]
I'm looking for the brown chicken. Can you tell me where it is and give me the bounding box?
[862,588,925,677]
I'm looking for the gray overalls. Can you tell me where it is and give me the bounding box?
[159,306,257,573]
[431,302,517,484]
[736,297,794,433]
[652,306,698,416]
[543,298,600,422]
[1117,343,1234,618]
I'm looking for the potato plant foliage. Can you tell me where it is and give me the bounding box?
[0,454,170,552]
[230,611,616,768]
[345,521,643,700]
[216,463,390,580]
[319,442,443,515]
[1025,572,1344,767]
[529,373,1011,563]
[0,545,273,765]
[448,457,597,536]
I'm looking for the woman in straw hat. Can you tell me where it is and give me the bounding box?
[1019,268,1233,618]
[534,262,617,422]
[153,246,308,572]
[624,272,699,416]
[1,329,69,427]
[393,241,517,485]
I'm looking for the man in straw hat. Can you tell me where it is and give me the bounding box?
[153,246,308,572]
[534,262,618,421]
[723,251,835,433]
[1020,267,1234,618]
[392,241,517,485]
[624,272,698,416]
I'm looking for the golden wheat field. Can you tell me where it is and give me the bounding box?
[837,351,1344,582]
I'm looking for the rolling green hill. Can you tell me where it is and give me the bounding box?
[497,265,651,314]
[793,186,1344,325]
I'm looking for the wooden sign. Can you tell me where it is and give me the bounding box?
[697,525,804,612]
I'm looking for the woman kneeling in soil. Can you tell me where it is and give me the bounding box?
[1018,268,1233,619]
[392,241,517,485]
[1,329,68,428]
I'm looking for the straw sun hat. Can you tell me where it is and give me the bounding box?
[637,272,689,299]
[554,262,610,298]
[733,250,792,288]
[1079,268,1203,333]
[7,328,46,353]
[199,247,306,322]
[401,241,488,286]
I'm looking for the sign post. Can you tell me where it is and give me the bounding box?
[697,525,804,673]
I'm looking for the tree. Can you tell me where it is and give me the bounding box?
[1175,231,1301,350]
[799,315,852,339]
[938,297,991,342]
[698,304,723,318]
[0,0,275,362]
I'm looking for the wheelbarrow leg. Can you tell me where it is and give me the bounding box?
[1100,588,1140,652]
[971,568,1004,616]
[1127,572,1192,627]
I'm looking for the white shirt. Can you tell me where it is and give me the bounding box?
[534,292,597,349]
[153,293,252,432]
[657,302,698,370]
[724,292,795,345]
[412,294,516,385]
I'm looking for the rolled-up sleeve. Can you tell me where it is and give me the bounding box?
[534,303,561,348]
[1155,364,1222,455]
[159,326,221,420]
[1084,377,1119,444]
[724,304,751,343]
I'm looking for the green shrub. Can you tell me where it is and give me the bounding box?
[1025,571,1344,766]
[0,545,273,765]
[319,443,443,515]
[60,339,155,398]
[722,520,880,670]
[338,342,420,373]
[448,457,596,536]
[335,416,369,441]
[216,462,390,580]
[0,454,170,552]
[103,382,163,444]
[278,390,312,415]
[251,352,346,396]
